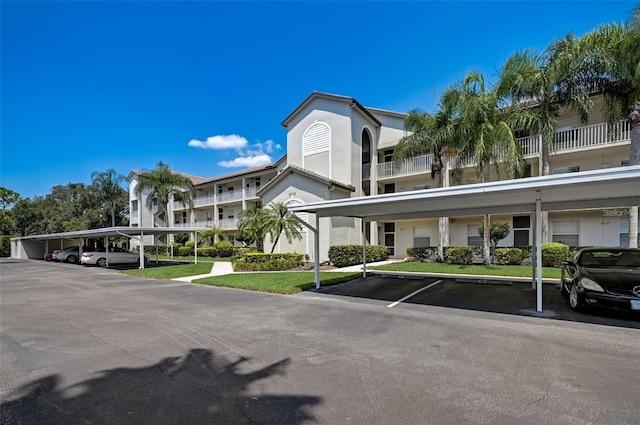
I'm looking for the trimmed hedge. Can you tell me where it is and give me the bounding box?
[215,241,234,257]
[542,242,569,267]
[233,247,258,257]
[406,247,439,262]
[446,246,474,265]
[233,253,304,271]
[495,248,524,265]
[328,245,389,268]
[178,246,194,257]
[196,247,218,257]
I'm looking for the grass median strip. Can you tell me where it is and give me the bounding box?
[193,272,362,294]
[372,262,562,279]
[121,263,213,279]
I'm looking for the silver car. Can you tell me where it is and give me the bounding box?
[53,246,90,263]
[81,247,149,267]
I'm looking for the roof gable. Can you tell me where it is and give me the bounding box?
[281,91,381,128]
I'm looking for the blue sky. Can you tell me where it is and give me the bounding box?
[1,1,636,200]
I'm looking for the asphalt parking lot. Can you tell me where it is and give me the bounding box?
[313,274,640,329]
[1,259,639,424]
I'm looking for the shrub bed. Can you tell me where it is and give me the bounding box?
[196,247,218,257]
[542,242,570,267]
[215,241,234,257]
[406,247,439,262]
[233,253,304,271]
[178,246,194,257]
[446,246,474,265]
[328,245,389,268]
[495,248,524,265]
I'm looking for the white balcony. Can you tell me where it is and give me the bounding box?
[217,189,244,204]
[216,218,238,230]
[376,154,432,179]
[373,120,630,180]
[245,187,259,198]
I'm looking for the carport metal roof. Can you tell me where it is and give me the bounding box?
[14,226,210,241]
[289,166,640,313]
[12,226,211,269]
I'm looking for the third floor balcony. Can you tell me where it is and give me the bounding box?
[173,187,259,210]
[370,120,631,180]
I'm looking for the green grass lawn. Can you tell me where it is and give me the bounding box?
[147,255,233,263]
[121,262,213,279]
[194,272,362,294]
[372,262,562,279]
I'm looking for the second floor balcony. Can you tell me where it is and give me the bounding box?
[371,120,631,180]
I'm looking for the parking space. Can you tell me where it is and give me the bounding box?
[314,275,640,329]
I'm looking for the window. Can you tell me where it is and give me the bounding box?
[413,227,431,248]
[228,186,234,192]
[414,184,430,191]
[552,220,579,247]
[383,149,393,163]
[619,217,640,247]
[228,234,235,243]
[206,211,213,222]
[302,122,331,156]
[384,183,395,194]
[467,224,483,246]
[255,177,261,187]
[218,208,223,220]
[228,208,235,219]
[621,160,630,167]
[218,186,223,194]
[181,212,187,224]
[384,222,395,256]
[513,215,530,246]
[552,166,580,175]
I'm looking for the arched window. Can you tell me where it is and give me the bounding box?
[302,121,331,156]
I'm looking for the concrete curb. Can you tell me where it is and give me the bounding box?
[368,269,561,285]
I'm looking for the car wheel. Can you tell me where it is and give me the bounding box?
[97,258,107,268]
[67,255,77,264]
[569,284,582,311]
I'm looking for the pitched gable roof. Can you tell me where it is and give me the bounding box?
[281,91,382,128]
[257,164,355,197]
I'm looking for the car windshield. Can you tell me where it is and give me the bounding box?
[579,250,640,268]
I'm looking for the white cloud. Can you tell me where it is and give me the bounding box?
[218,154,273,168]
[188,134,248,150]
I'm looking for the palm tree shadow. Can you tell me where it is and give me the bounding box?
[1,348,320,425]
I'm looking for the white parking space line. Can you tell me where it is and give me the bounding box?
[386,280,443,308]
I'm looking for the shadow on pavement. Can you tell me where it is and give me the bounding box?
[1,348,320,425]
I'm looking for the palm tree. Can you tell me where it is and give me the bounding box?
[579,8,640,247]
[237,202,268,252]
[134,162,196,246]
[498,34,593,241]
[445,70,528,264]
[199,225,224,246]
[91,169,126,227]
[263,202,303,253]
[392,100,460,261]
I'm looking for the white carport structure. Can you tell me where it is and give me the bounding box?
[11,226,210,269]
[289,166,640,312]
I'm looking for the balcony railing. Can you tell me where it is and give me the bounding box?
[553,120,630,153]
[245,187,259,198]
[216,189,244,204]
[369,120,630,180]
[376,154,432,179]
[216,218,238,230]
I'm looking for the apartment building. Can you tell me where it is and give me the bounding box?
[128,91,638,260]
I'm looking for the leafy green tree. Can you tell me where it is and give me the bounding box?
[199,225,224,246]
[392,101,461,261]
[444,71,528,264]
[134,161,196,232]
[0,187,20,235]
[12,198,46,236]
[237,202,268,252]
[263,202,303,253]
[91,169,127,227]
[478,220,511,262]
[579,7,640,246]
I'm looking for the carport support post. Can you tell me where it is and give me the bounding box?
[532,212,537,290]
[140,231,145,269]
[362,218,367,278]
[536,194,543,312]
[194,231,198,264]
[314,214,320,289]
